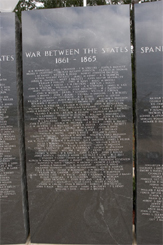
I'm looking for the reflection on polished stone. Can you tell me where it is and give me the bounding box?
[135,1,163,245]
[0,12,29,244]
[22,5,133,244]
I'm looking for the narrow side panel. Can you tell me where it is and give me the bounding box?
[0,13,29,244]
[135,2,163,245]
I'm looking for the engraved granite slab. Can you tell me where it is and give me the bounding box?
[22,5,133,244]
[135,2,163,244]
[0,13,29,244]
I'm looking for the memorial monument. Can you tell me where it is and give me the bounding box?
[135,1,163,244]
[0,12,29,244]
[22,5,133,244]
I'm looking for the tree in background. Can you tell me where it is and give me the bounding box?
[14,0,107,20]
[14,0,159,20]
[14,0,36,19]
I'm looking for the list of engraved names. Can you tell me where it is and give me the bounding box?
[25,64,131,191]
[0,72,18,199]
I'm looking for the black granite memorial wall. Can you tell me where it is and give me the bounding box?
[22,5,133,244]
[0,13,29,244]
[135,1,163,244]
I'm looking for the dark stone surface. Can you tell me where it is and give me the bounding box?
[135,2,163,245]
[0,13,29,244]
[22,5,133,244]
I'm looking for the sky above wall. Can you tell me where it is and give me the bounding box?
[0,0,19,12]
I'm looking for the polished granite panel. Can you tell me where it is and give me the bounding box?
[22,5,133,244]
[0,13,29,244]
[135,2,163,245]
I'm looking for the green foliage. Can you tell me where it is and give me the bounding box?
[14,0,36,20]
[87,0,106,5]
[14,0,161,20]
[43,0,66,8]
[14,0,107,18]
[41,0,105,8]
[14,0,107,19]
[66,0,83,7]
